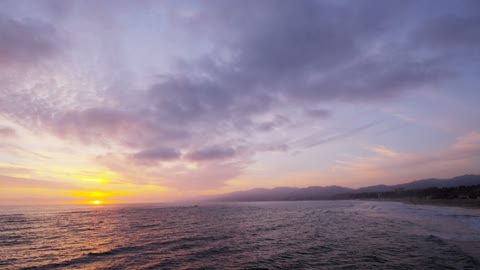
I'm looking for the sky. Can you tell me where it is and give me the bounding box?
[1,0,479,205]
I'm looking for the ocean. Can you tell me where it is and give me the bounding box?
[1,200,479,269]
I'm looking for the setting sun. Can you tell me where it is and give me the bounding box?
[92,200,102,205]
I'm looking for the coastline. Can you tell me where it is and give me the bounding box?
[359,198,480,209]
[358,198,480,262]
[404,198,480,209]
[401,199,480,262]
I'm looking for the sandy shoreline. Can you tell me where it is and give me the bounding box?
[408,200,480,263]
[359,198,480,209]
[361,199,480,263]
[404,199,480,209]
[403,199,480,209]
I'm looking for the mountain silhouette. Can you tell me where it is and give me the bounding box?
[211,174,480,202]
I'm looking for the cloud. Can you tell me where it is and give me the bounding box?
[97,151,246,190]
[0,142,50,160]
[0,174,79,190]
[130,147,181,163]
[380,132,480,170]
[172,0,451,103]
[186,146,236,161]
[0,165,32,175]
[295,120,382,149]
[368,146,400,158]
[0,126,16,138]
[334,131,480,183]
[0,15,60,67]
[305,109,331,119]
[165,161,245,190]
[50,108,144,146]
[414,9,480,51]
[0,1,478,191]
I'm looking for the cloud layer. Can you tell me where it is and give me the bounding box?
[0,0,479,193]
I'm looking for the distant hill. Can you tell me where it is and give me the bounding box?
[217,187,300,201]
[211,185,353,202]
[211,174,480,202]
[285,186,353,200]
[359,174,480,192]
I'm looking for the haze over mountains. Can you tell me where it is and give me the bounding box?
[211,175,480,202]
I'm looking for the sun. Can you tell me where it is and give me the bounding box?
[92,200,102,205]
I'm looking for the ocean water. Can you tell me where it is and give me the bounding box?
[1,200,479,269]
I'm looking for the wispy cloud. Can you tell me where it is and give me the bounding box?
[294,121,382,149]
[0,174,79,190]
[334,131,480,185]
[0,0,479,195]
[0,126,16,138]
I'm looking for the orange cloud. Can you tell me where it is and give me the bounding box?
[332,131,480,186]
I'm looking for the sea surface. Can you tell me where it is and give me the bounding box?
[1,200,479,269]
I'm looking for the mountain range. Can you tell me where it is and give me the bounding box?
[210,174,480,202]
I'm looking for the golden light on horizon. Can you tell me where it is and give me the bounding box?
[82,177,108,184]
[71,189,131,205]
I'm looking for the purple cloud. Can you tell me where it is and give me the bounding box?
[295,121,382,149]
[0,15,60,67]
[0,126,16,138]
[414,10,480,51]
[0,174,79,190]
[51,108,143,146]
[305,109,331,119]
[0,0,478,191]
[130,147,181,162]
[166,161,245,190]
[186,146,236,162]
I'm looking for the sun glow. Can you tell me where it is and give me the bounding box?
[92,200,102,205]
[82,178,108,183]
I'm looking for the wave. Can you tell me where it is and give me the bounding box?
[5,201,479,270]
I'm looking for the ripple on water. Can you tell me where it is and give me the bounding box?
[0,201,479,269]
